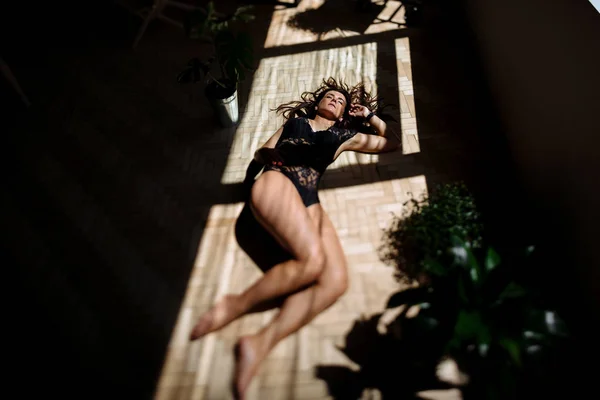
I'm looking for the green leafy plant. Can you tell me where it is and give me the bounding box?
[379,182,484,283]
[177,1,255,93]
[386,238,568,399]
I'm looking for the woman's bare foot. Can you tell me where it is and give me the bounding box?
[190,295,242,340]
[232,336,267,400]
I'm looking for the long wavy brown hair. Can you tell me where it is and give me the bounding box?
[273,77,396,133]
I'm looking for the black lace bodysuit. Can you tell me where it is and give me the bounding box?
[263,117,358,207]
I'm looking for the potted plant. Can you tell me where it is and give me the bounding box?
[383,237,569,399]
[376,182,569,397]
[177,1,255,127]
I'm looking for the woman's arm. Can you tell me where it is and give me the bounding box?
[345,129,400,154]
[244,124,286,185]
[254,125,284,163]
[345,104,400,153]
[367,113,388,138]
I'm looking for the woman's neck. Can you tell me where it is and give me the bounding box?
[312,114,336,130]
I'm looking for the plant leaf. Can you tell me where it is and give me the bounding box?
[237,66,246,82]
[234,5,254,16]
[527,309,568,337]
[450,237,482,284]
[498,282,527,301]
[200,58,213,75]
[469,267,479,285]
[457,274,469,305]
[178,58,202,84]
[478,342,490,357]
[525,245,535,256]
[412,307,440,332]
[185,9,210,39]
[423,256,447,277]
[449,236,469,266]
[485,247,501,272]
[233,5,255,22]
[498,337,522,367]
[214,30,253,83]
[454,310,484,342]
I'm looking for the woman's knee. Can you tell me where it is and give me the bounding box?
[319,262,349,301]
[301,244,326,281]
[324,263,349,299]
[332,275,349,299]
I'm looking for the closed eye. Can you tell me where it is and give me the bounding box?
[326,93,345,105]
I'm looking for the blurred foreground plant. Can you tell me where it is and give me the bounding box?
[379,182,483,283]
[385,237,568,399]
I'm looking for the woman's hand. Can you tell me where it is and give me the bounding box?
[255,147,286,166]
[349,103,371,119]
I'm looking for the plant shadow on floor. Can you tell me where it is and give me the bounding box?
[286,0,389,37]
[315,288,454,399]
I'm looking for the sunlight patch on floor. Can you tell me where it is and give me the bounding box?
[156,173,434,399]
[159,173,430,390]
[220,42,380,185]
[319,174,428,235]
[395,37,420,155]
[154,173,430,398]
[155,202,261,397]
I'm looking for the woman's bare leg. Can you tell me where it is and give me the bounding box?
[233,207,349,399]
[190,172,326,340]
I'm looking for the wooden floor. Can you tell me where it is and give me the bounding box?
[156,1,475,399]
[4,0,502,398]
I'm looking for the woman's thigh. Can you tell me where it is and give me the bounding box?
[307,205,348,285]
[234,202,292,273]
[249,171,322,261]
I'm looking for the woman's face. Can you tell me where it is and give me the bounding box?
[317,90,348,120]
